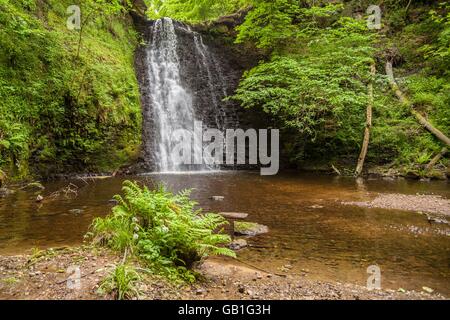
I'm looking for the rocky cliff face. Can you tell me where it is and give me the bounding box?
[130,11,267,172]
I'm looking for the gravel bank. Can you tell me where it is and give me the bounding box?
[0,248,445,300]
[343,193,450,216]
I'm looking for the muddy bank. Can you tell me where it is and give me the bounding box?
[0,247,445,300]
[343,193,450,217]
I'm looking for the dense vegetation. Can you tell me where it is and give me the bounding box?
[0,0,448,180]
[0,0,141,180]
[89,180,234,283]
[237,0,449,175]
[147,0,449,176]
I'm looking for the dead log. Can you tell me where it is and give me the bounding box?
[331,164,341,176]
[356,62,376,176]
[385,61,450,147]
[426,147,448,171]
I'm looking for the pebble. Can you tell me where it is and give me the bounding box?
[196,288,205,295]
[422,286,434,293]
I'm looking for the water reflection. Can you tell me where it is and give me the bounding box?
[0,171,449,294]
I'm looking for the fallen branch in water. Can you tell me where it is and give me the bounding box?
[48,183,79,200]
[331,164,341,176]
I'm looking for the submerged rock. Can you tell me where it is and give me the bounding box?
[234,222,269,237]
[69,209,84,215]
[108,199,118,205]
[0,187,15,198]
[229,239,248,250]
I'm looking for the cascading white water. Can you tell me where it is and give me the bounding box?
[145,18,230,173]
[193,34,226,130]
[146,18,201,172]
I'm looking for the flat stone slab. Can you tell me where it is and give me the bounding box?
[218,212,249,219]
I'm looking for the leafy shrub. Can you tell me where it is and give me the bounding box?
[90,180,235,282]
[98,264,141,300]
[232,13,376,161]
[145,0,249,22]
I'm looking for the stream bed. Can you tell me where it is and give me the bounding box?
[0,172,449,295]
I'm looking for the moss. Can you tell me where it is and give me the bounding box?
[234,221,268,236]
[0,0,142,179]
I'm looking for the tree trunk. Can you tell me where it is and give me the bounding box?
[385,61,450,147]
[356,62,376,176]
[426,147,448,171]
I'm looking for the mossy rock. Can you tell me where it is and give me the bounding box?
[234,222,269,237]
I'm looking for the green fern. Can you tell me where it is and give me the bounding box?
[98,264,141,300]
[89,180,235,282]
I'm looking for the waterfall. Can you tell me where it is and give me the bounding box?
[193,33,226,131]
[146,18,227,172]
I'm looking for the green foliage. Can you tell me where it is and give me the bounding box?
[422,2,450,75]
[98,264,141,300]
[235,0,343,49]
[381,1,450,168]
[1,0,448,177]
[232,0,449,170]
[145,0,250,22]
[0,0,142,178]
[232,7,376,159]
[90,181,235,283]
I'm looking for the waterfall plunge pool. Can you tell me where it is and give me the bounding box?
[0,171,449,295]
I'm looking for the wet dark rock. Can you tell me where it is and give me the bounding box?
[108,199,118,205]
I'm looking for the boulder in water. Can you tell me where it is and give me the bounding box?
[234,222,268,236]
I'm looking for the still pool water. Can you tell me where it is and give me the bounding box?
[0,171,449,294]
